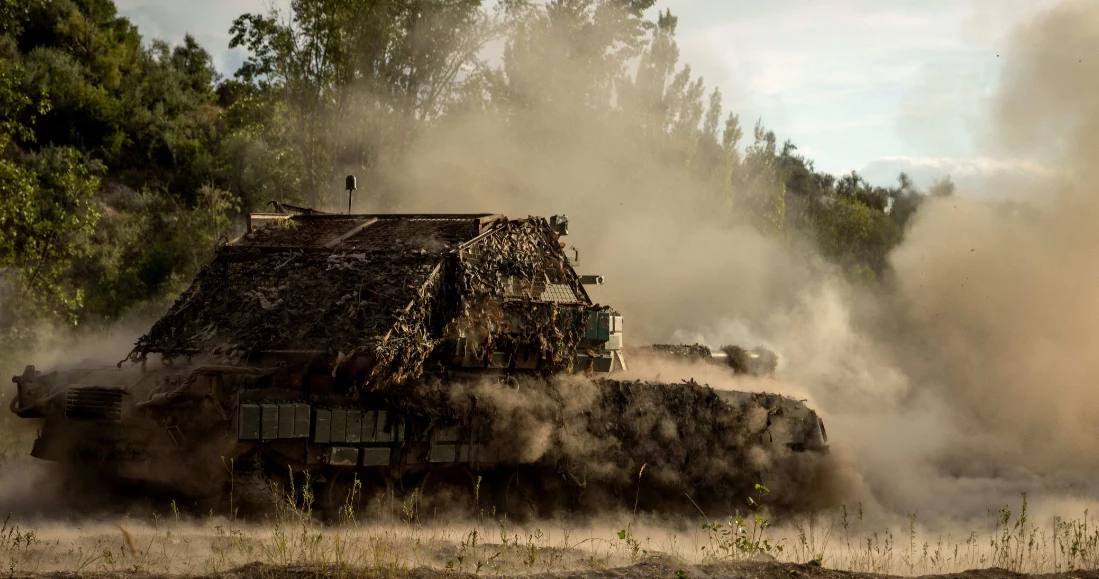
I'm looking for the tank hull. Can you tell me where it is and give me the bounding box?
[14,362,829,518]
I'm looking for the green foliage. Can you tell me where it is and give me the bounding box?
[0,0,259,363]
[0,147,101,363]
[228,0,494,207]
[73,184,239,322]
[814,196,899,278]
[0,40,48,148]
[0,148,101,321]
[0,0,947,360]
[701,483,785,561]
[615,524,643,560]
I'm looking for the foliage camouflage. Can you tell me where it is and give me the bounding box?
[131,214,592,390]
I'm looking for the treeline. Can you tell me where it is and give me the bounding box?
[0,0,951,355]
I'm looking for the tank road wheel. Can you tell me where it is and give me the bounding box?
[500,466,579,522]
[502,469,537,521]
[321,470,364,522]
[230,460,315,520]
[320,468,395,522]
[571,476,626,516]
[414,466,481,522]
[359,468,399,518]
[230,465,281,517]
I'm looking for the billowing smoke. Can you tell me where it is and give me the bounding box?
[6,0,1099,534]
[764,0,1099,523]
[357,0,1099,525]
[411,371,838,517]
[875,0,1099,512]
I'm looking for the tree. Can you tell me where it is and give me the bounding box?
[0,0,953,364]
[0,148,101,328]
[735,120,786,235]
[0,0,245,339]
[887,172,924,231]
[929,175,955,197]
[230,0,496,208]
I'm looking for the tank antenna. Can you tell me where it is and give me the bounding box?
[345,174,357,214]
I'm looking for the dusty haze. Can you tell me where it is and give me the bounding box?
[875,0,1099,518]
[4,0,1099,543]
[355,0,1099,527]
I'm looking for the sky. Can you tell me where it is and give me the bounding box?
[114,0,1060,192]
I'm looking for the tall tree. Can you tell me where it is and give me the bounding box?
[230,0,495,208]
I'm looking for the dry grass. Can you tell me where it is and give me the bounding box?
[0,473,1098,578]
[1,361,1096,577]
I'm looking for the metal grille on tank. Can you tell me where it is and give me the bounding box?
[65,387,124,421]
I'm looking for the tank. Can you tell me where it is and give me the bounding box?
[10,208,830,518]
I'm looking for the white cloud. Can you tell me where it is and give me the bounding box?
[668,0,1060,174]
[859,155,1051,199]
[115,0,288,74]
[111,0,1063,178]
[858,10,931,30]
[867,155,1049,177]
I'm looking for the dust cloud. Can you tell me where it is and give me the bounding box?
[873,0,1099,516]
[0,322,152,518]
[768,0,1099,525]
[418,369,837,518]
[352,0,1099,528]
[5,0,1099,546]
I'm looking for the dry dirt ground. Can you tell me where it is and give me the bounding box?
[18,561,1099,579]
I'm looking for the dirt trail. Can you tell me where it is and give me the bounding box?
[20,561,1099,579]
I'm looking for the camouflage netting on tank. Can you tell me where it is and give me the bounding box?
[413,375,822,510]
[453,218,590,373]
[360,261,444,389]
[646,343,714,361]
[581,379,805,488]
[129,215,595,388]
[130,248,444,371]
[571,379,824,511]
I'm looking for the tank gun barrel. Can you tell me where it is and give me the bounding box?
[636,343,779,377]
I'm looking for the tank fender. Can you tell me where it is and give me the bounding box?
[137,365,277,408]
